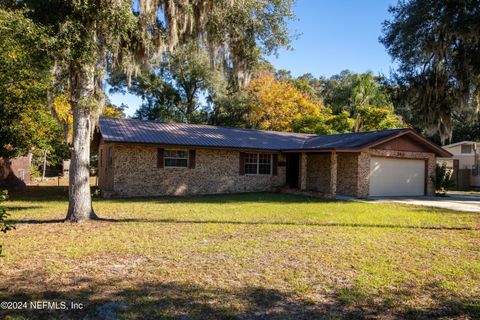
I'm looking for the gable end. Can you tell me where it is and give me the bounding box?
[374,135,431,153]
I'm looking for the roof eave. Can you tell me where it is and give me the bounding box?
[100,139,284,153]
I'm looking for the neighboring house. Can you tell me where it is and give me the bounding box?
[95,118,451,198]
[438,141,479,189]
[0,154,32,188]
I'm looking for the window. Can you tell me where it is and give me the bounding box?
[461,144,472,154]
[164,150,188,168]
[244,153,271,175]
[245,153,258,174]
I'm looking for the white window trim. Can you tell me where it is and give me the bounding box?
[164,149,189,168]
[245,153,272,176]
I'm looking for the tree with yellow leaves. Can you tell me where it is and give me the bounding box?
[246,72,331,132]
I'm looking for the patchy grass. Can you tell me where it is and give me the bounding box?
[449,190,480,195]
[1,187,480,319]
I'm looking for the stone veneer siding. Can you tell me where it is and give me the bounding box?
[336,153,359,197]
[300,152,308,190]
[104,144,285,197]
[306,153,334,194]
[357,152,371,198]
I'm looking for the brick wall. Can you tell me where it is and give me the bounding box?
[337,153,359,197]
[97,142,437,198]
[306,153,332,193]
[102,144,285,197]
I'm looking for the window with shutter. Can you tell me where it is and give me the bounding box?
[239,152,246,175]
[157,148,164,168]
[188,150,196,169]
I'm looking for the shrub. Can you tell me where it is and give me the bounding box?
[433,163,455,195]
[0,190,15,256]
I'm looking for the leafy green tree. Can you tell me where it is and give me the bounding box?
[0,8,53,159]
[293,70,403,133]
[292,111,354,135]
[452,114,480,143]
[113,44,225,123]
[291,115,332,134]
[7,0,294,221]
[353,105,403,132]
[0,8,67,183]
[381,0,480,143]
[211,91,253,128]
[326,111,355,133]
[350,73,391,110]
[316,70,355,113]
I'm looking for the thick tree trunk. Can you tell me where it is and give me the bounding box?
[65,63,98,222]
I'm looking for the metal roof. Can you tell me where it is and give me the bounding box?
[98,118,314,151]
[302,129,406,150]
[98,118,448,155]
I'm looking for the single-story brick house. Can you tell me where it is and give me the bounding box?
[95,118,451,198]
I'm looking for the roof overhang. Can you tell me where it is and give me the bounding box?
[97,120,451,157]
[100,140,283,153]
[281,129,452,157]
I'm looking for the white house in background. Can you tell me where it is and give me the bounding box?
[438,141,480,189]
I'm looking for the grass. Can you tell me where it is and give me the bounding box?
[1,186,480,319]
[449,189,480,195]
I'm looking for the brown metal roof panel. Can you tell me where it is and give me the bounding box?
[98,118,311,150]
[302,129,408,149]
[98,118,448,156]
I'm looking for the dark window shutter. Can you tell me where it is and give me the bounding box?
[239,152,246,175]
[272,154,278,176]
[189,149,196,169]
[157,148,164,168]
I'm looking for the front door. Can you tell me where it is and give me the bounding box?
[285,153,300,188]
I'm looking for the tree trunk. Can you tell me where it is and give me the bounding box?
[65,63,97,222]
[42,150,47,181]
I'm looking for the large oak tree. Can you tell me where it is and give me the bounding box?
[381,0,480,143]
[4,0,294,221]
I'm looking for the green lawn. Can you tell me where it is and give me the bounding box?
[1,187,480,319]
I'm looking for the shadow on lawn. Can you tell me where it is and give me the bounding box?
[1,273,478,320]
[9,186,334,204]
[8,217,478,231]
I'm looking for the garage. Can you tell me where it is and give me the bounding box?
[369,157,425,196]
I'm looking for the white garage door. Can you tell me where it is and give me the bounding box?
[369,157,425,197]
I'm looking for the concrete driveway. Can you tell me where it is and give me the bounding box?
[367,192,480,213]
